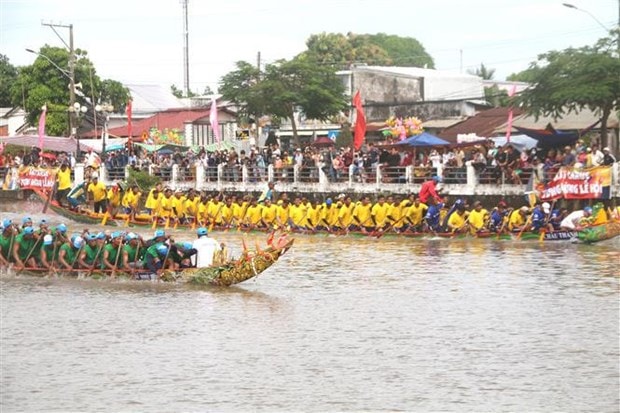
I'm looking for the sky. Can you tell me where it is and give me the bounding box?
[1,0,618,95]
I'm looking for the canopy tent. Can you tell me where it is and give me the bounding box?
[191,140,238,153]
[79,138,127,153]
[513,123,595,149]
[134,142,190,153]
[491,134,538,151]
[394,132,450,148]
[0,135,97,153]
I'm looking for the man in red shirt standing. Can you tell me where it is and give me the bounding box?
[419,175,443,204]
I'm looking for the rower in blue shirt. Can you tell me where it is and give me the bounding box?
[424,200,445,232]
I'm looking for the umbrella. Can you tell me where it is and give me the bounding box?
[394,132,450,147]
[311,136,335,148]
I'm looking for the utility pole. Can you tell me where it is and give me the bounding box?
[182,0,190,97]
[257,51,261,72]
[42,22,76,136]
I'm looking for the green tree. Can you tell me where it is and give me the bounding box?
[259,58,346,147]
[468,63,496,80]
[219,60,264,122]
[515,33,620,149]
[364,33,434,68]
[0,54,18,107]
[219,57,346,147]
[300,32,434,69]
[11,45,130,136]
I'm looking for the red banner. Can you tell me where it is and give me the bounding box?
[17,167,55,190]
[541,166,612,200]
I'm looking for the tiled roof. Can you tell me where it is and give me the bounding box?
[437,107,523,142]
[107,108,211,138]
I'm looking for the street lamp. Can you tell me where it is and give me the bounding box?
[562,3,612,32]
[95,103,114,161]
[69,102,87,160]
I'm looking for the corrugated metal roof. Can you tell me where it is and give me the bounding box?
[493,109,619,134]
[126,84,186,115]
[437,107,524,142]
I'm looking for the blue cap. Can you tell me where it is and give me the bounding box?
[23,227,34,235]
[87,234,98,241]
[182,242,192,250]
[154,229,165,238]
[96,232,106,240]
[40,219,49,225]
[125,232,137,241]
[432,175,442,182]
[43,234,53,246]
[584,206,593,214]
[56,223,67,233]
[156,245,168,256]
[326,198,333,206]
[70,233,80,243]
[22,217,32,224]
[2,219,11,228]
[111,231,123,239]
[73,236,84,249]
[197,227,208,236]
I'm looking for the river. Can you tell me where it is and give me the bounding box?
[0,200,619,412]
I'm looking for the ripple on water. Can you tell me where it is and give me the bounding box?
[1,203,619,411]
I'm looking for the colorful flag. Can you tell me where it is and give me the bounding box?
[210,98,221,143]
[352,90,366,150]
[38,105,47,150]
[505,85,517,143]
[126,99,133,139]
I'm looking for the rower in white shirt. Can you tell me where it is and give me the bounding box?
[191,227,222,268]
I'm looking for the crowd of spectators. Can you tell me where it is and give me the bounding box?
[1,138,617,187]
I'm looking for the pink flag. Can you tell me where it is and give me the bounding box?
[505,85,517,143]
[209,99,221,143]
[38,105,47,150]
[127,99,133,139]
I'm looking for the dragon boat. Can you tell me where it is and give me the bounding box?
[31,189,613,243]
[575,220,620,244]
[2,233,294,287]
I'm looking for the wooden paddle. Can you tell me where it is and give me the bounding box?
[42,175,58,213]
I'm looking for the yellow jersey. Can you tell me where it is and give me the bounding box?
[371,203,390,227]
[468,209,489,231]
[87,181,107,202]
[56,168,72,191]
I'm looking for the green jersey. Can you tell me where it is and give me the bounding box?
[0,233,14,260]
[14,233,37,261]
[123,244,140,263]
[144,242,163,262]
[102,243,122,268]
[38,244,59,266]
[59,243,79,267]
[83,244,102,266]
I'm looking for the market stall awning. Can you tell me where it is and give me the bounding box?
[134,142,190,153]
[394,132,450,147]
[0,135,97,153]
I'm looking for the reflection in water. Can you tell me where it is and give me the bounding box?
[1,202,619,411]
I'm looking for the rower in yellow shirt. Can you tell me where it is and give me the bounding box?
[87,175,108,213]
[336,196,354,231]
[260,199,279,229]
[121,185,141,217]
[447,207,468,233]
[55,163,73,206]
[220,197,235,228]
[404,196,428,232]
[508,206,529,231]
[288,198,307,229]
[371,195,390,230]
[144,183,163,215]
[352,196,373,231]
[468,201,489,233]
[243,198,263,228]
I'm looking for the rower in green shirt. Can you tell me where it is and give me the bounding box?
[122,233,143,271]
[0,219,16,267]
[12,227,38,270]
[78,234,103,270]
[101,231,124,275]
[58,236,84,270]
[38,234,59,271]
